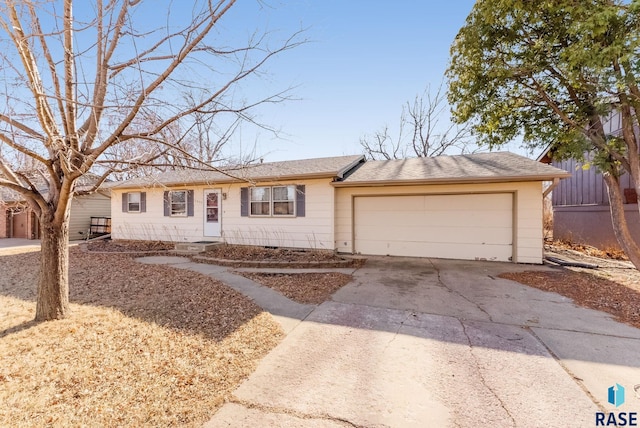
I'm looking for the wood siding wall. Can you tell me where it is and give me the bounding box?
[69,193,112,240]
[551,157,634,206]
[111,178,335,250]
[552,110,637,207]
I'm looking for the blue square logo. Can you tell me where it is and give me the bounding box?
[608,384,625,407]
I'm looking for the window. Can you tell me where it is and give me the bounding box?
[127,192,141,212]
[250,187,271,216]
[272,186,295,216]
[247,185,296,217]
[163,190,193,217]
[122,192,146,213]
[169,190,187,216]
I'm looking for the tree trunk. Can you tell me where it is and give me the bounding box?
[35,216,70,321]
[603,173,640,270]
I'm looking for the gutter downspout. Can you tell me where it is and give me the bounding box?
[543,177,560,198]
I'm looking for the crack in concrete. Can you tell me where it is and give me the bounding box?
[428,259,495,323]
[526,327,606,413]
[382,312,410,353]
[458,320,517,427]
[227,396,371,427]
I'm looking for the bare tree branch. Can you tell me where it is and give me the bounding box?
[0,0,304,321]
[361,83,474,160]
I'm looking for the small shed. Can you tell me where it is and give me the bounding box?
[0,174,111,241]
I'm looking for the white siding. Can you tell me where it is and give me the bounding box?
[69,193,111,241]
[336,181,544,264]
[111,178,335,249]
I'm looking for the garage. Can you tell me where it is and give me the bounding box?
[353,193,513,261]
[333,152,572,264]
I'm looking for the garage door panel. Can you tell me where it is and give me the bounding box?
[354,194,513,261]
[356,210,510,228]
[423,194,504,211]
[358,240,513,261]
[362,195,425,211]
[356,225,512,245]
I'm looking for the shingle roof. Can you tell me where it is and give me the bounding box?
[336,152,570,186]
[109,155,365,189]
[0,186,19,202]
[0,172,108,202]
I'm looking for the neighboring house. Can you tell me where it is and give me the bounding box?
[0,174,111,240]
[538,111,640,250]
[110,152,568,264]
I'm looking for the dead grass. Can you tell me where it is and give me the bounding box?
[237,272,353,305]
[547,239,629,261]
[543,195,553,240]
[0,249,283,427]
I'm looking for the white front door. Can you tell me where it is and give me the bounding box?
[203,189,221,237]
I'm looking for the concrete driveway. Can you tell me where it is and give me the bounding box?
[0,238,41,254]
[197,256,640,427]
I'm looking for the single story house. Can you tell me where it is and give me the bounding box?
[110,152,569,264]
[0,174,111,240]
[538,109,640,250]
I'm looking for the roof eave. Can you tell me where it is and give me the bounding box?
[110,171,342,190]
[331,173,571,187]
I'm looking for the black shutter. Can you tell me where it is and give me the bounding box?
[296,185,305,217]
[240,187,248,217]
[122,193,128,212]
[163,191,170,216]
[140,192,146,213]
[187,190,194,217]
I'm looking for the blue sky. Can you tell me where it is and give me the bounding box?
[221,0,500,161]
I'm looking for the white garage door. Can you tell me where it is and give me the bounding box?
[354,193,513,261]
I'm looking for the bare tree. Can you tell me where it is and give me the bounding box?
[0,0,303,321]
[360,84,473,160]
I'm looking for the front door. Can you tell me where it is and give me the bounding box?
[203,189,221,237]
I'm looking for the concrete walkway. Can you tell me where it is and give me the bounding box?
[0,238,41,254]
[137,255,640,427]
[136,256,316,333]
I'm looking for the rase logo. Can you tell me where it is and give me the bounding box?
[596,383,637,427]
[610,384,626,408]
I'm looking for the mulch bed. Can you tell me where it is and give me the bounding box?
[86,239,174,252]
[202,245,344,262]
[238,272,353,305]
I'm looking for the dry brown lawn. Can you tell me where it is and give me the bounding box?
[237,272,353,304]
[0,249,283,427]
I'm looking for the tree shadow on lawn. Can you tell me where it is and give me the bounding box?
[0,248,265,341]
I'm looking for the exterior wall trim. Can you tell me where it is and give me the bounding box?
[348,190,517,263]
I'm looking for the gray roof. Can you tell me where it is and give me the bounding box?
[0,172,107,202]
[336,152,570,186]
[110,155,365,189]
[0,186,19,202]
